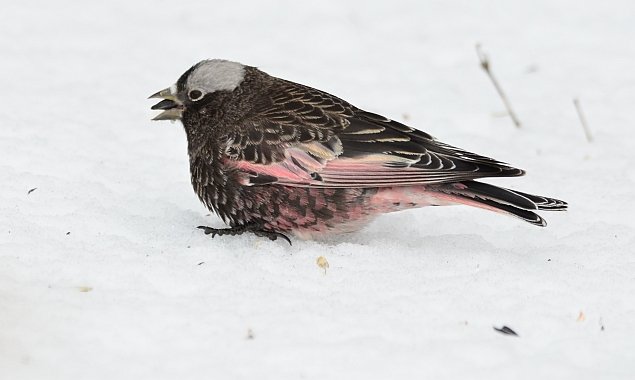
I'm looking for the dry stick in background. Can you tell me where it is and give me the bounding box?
[476,44,522,128]
[573,98,593,142]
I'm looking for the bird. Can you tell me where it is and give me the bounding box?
[150,59,566,244]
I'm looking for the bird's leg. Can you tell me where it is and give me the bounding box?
[197,223,292,245]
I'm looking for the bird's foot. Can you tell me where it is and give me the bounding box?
[197,224,292,245]
[197,224,252,238]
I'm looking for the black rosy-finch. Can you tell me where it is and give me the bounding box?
[150,59,566,243]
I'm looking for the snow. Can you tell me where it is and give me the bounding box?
[1,0,634,379]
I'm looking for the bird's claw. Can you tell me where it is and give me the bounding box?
[253,230,292,245]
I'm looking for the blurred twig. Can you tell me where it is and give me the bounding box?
[476,44,522,128]
[573,98,593,142]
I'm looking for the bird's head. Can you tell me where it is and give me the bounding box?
[149,59,246,121]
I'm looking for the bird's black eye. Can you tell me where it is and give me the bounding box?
[189,89,203,101]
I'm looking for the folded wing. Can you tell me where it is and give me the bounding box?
[224,78,525,188]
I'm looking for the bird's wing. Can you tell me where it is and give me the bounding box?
[223,79,524,188]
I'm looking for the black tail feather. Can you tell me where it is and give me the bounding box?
[507,189,568,211]
[434,180,567,226]
[476,198,546,226]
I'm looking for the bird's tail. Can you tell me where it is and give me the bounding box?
[432,180,567,226]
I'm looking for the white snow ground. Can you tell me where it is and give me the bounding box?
[1,1,634,379]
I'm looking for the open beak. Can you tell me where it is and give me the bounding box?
[149,86,183,121]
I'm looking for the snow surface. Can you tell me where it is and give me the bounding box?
[2,1,634,379]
